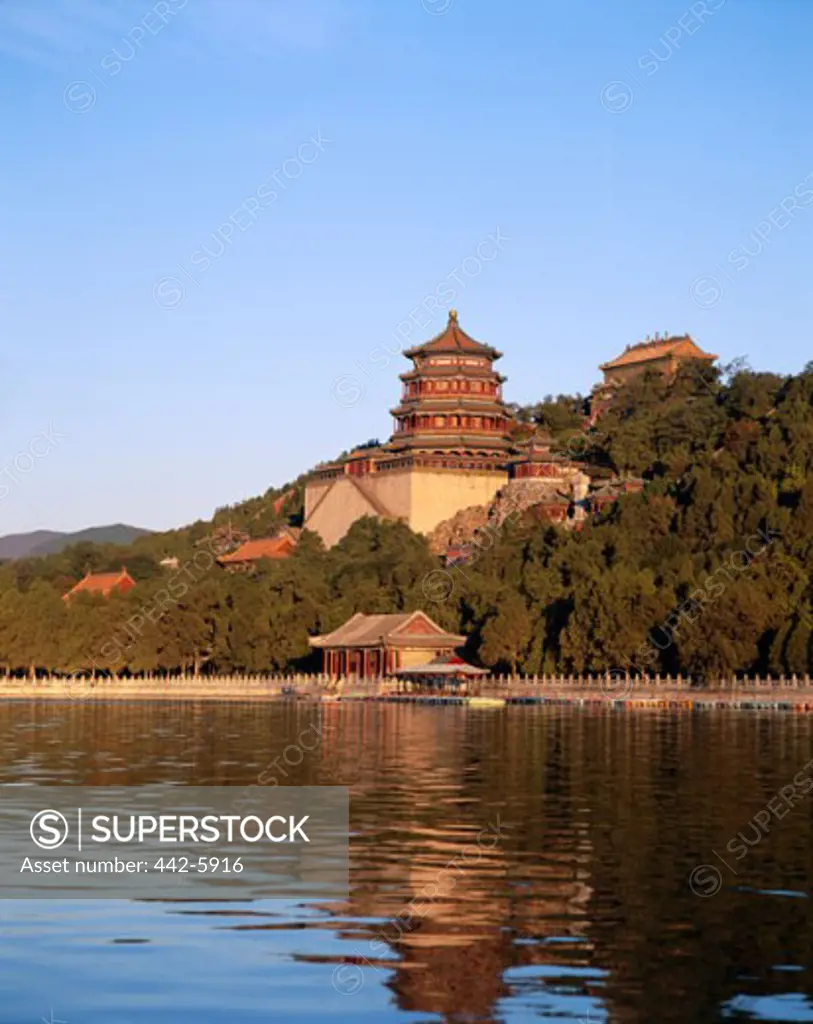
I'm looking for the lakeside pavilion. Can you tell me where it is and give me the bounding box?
[309,610,464,678]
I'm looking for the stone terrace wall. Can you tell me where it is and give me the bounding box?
[1,672,812,701]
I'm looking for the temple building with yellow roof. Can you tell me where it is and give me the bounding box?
[590,332,717,422]
[599,333,717,386]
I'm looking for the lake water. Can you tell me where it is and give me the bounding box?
[1,701,812,1023]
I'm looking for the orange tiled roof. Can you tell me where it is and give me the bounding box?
[404,311,502,360]
[217,534,296,564]
[600,335,717,371]
[63,567,134,600]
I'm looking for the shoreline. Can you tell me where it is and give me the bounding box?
[2,679,813,711]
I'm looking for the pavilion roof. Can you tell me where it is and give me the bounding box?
[218,532,298,564]
[511,432,560,458]
[63,567,134,601]
[600,334,717,371]
[404,311,502,360]
[309,610,464,650]
[590,477,645,498]
[395,652,488,676]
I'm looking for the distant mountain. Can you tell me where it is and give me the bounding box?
[0,530,63,560]
[0,524,151,560]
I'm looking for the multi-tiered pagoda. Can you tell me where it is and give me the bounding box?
[304,311,582,546]
[386,310,514,470]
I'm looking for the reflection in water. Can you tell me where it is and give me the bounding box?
[0,702,812,1022]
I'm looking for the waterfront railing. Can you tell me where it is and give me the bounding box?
[1,671,812,696]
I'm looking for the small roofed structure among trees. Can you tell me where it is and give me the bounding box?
[395,652,488,691]
[216,528,299,573]
[589,476,644,514]
[309,610,464,678]
[599,334,717,387]
[591,333,718,423]
[63,567,135,602]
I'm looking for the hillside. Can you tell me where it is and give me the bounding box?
[0,359,810,679]
[0,524,151,561]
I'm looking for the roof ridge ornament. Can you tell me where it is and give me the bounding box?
[449,309,458,322]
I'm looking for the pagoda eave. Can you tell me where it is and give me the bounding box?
[403,343,503,361]
[391,434,514,448]
[389,401,511,417]
[399,366,506,381]
[381,448,509,459]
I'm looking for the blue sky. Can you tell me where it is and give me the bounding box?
[1,0,811,534]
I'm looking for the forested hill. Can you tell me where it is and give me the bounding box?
[0,359,811,679]
[0,524,150,561]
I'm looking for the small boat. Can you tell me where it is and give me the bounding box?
[468,696,506,708]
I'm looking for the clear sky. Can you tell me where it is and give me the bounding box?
[1,0,811,535]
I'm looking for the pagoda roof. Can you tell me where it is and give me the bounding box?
[600,334,717,371]
[404,311,502,360]
[309,610,463,650]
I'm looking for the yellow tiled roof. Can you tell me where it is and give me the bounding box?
[600,335,717,371]
[309,611,464,649]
